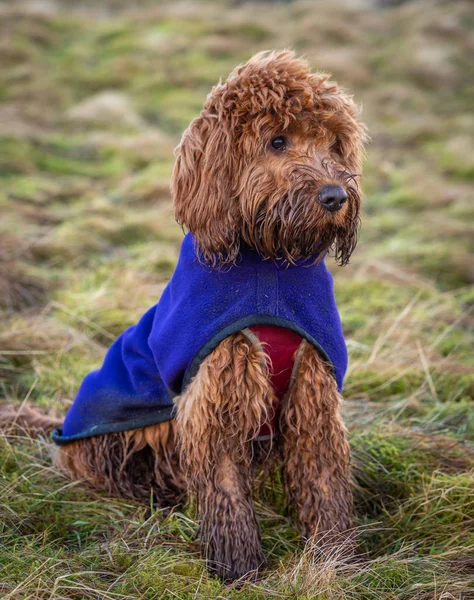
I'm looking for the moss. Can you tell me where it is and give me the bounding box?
[425,139,474,181]
[152,87,204,131]
[352,431,422,514]
[0,136,125,179]
[114,160,174,203]
[0,138,37,176]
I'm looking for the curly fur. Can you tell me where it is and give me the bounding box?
[280,342,353,544]
[1,50,365,583]
[176,332,273,581]
[56,422,186,509]
[172,50,367,266]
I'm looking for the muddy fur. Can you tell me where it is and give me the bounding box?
[176,332,273,581]
[280,342,354,546]
[56,422,186,509]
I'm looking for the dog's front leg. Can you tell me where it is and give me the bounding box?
[281,342,354,550]
[176,332,274,582]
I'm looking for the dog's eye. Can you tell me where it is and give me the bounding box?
[271,136,287,151]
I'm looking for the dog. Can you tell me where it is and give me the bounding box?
[2,50,366,583]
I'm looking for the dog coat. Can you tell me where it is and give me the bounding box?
[52,233,348,445]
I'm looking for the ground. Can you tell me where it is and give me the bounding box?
[0,0,473,598]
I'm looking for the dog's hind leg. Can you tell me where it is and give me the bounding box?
[280,342,354,550]
[56,421,187,510]
[176,332,274,582]
[0,403,186,509]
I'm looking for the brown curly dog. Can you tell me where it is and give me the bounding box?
[1,50,367,583]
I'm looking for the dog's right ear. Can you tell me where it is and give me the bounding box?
[171,111,241,267]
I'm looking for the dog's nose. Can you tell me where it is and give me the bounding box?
[318,185,348,212]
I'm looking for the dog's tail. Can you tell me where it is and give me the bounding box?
[0,403,62,436]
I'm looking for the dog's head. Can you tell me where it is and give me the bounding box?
[171,50,367,267]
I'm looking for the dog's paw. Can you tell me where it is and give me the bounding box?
[207,553,266,585]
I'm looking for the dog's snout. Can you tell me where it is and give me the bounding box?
[317,185,348,213]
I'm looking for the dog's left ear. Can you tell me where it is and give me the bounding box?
[320,84,367,266]
[321,84,368,177]
[171,111,241,266]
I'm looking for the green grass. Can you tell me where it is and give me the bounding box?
[0,0,473,597]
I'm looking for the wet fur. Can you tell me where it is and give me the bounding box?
[0,51,365,583]
[172,50,366,266]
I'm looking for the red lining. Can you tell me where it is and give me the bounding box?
[249,325,303,437]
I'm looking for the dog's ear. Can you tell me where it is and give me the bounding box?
[171,111,241,266]
[322,86,368,177]
[319,84,367,266]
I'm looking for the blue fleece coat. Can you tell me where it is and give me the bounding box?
[52,234,348,445]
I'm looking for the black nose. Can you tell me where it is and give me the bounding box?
[318,185,348,212]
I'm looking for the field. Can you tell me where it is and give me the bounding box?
[1,0,473,597]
